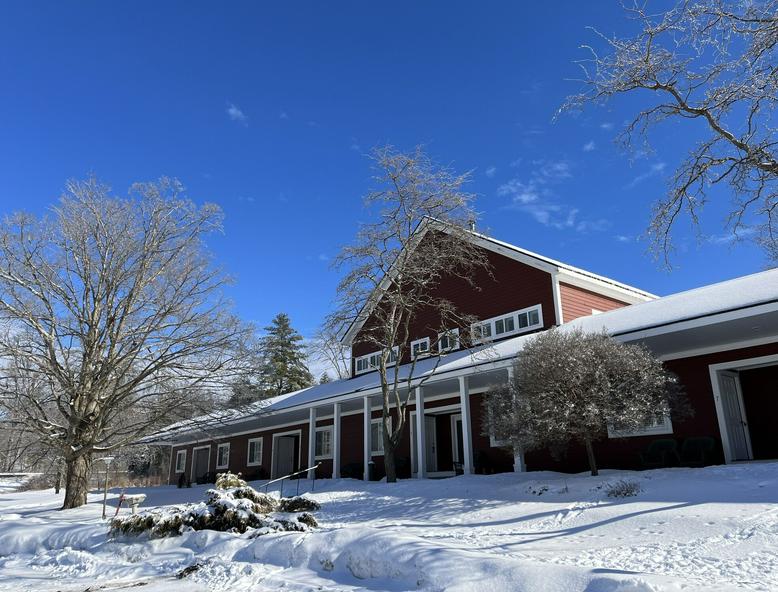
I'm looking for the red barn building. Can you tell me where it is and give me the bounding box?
[147,225,778,485]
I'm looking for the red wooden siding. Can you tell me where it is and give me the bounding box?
[351,246,557,366]
[559,282,630,323]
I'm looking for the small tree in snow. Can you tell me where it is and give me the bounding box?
[484,329,689,476]
[257,313,313,398]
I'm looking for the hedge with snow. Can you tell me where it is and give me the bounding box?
[110,472,320,538]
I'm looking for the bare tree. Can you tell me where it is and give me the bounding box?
[0,177,250,508]
[484,329,690,476]
[327,146,490,483]
[310,326,351,381]
[563,0,778,265]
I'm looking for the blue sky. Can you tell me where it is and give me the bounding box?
[0,1,764,339]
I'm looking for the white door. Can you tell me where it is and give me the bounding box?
[719,371,752,461]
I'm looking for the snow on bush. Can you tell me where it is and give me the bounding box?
[214,471,248,489]
[278,495,321,512]
[604,479,642,498]
[110,484,319,538]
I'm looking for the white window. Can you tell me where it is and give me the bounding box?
[315,427,333,459]
[607,413,673,438]
[411,337,430,358]
[247,437,264,466]
[354,347,399,375]
[371,417,391,455]
[438,328,460,353]
[175,450,187,473]
[472,305,543,344]
[216,443,230,469]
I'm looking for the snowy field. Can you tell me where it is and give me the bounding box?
[0,464,777,592]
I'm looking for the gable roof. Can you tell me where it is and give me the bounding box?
[340,219,656,345]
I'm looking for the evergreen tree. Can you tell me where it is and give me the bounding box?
[258,313,313,397]
[319,372,331,384]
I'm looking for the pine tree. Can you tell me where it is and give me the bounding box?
[319,372,331,384]
[258,313,313,397]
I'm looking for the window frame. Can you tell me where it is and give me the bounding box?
[607,413,673,438]
[370,417,391,456]
[314,426,333,460]
[174,450,187,473]
[472,304,543,344]
[215,443,230,469]
[354,346,399,376]
[410,337,431,359]
[247,437,264,466]
[438,328,460,353]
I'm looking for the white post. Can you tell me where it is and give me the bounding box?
[332,402,342,479]
[458,376,474,474]
[363,396,371,481]
[307,407,316,479]
[415,387,426,478]
[507,367,526,473]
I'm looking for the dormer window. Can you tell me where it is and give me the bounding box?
[438,328,460,353]
[354,347,399,375]
[472,304,543,344]
[411,337,430,358]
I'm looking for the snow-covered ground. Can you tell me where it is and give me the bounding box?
[0,463,777,591]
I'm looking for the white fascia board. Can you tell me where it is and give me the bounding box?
[556,269,657,304]
[612,301,778,343]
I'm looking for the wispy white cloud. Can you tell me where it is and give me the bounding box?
[708,227,757,244]
[582,140,596,152]
[485,166,497,178]
[499,159,609,233]
[624,162,666,189]
[614,234,632,243]
[600,122,614,131]
[227,103,248,125]
[350,137,361,152]
[317,253,329,261]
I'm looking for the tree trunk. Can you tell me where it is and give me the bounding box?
[383,430,397,483]
[62,453,92,509]
[584,437,598,477]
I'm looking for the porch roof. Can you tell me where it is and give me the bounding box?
[144,267,778,444]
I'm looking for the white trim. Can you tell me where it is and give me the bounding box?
[552,271,564,325]
[708,353,778,463]
[247,437,264,467]
[174,449,187,473]
[659,334,778,361]
[270,429,303,479]
[411,337,431,358]
[438,328,460,353]
[314,425,333,460]
[450,413,462,463]
[607,414,673,438]
[190,445,211,480]
[556,269,655,305]
[354,346,399,375]
[616,301,778,343]
[370,417,390,456]
[215,442,230,469]
[472,304,543,343]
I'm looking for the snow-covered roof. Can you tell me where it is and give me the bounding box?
[146,267,778,442]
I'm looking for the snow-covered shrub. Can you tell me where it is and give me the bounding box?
[604,479,642,498]
[110,485,319,538]
[297,512,318,527]
[278,495,321,512]
[484,328,691,476]
[215,472,247,489]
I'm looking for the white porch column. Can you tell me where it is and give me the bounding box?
[415,387,427,478]
[332,402,342,479]
[363,396,371,481]
[507,367,526,473]
[307,407,317,479]
[458,376,474,474]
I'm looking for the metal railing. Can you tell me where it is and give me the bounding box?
[262,463,321,498]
